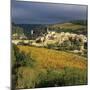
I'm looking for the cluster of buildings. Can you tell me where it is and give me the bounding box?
[35,30,87,54]
[12,28,87,54]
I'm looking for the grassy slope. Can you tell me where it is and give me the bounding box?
[18,46,87,69]
[49,23,86,30]
[16,46,87,88]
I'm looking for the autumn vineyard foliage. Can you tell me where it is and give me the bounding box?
[12,44,87,89]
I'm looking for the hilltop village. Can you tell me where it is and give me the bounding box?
[12,28,87,55]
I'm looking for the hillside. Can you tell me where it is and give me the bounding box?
[12,20,87,40]
[12,45,87,88]
[18,46,87,69]
[49,23,85,30]
[48,22,87,35]
[12,19,87,88]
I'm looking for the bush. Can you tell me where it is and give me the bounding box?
[12,44,36,89]
[46,40,81,51]
[13,44,35,67]
[35,68,87,88]
[63,67,87,85]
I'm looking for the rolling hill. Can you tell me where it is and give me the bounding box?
[12,19,87,88]
[49,22,86,30]
[18,46,87,69]
[48,21,87,35]
[12,45,87,88]
[12,20,87,40]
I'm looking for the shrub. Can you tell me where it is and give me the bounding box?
[63,67,87,86]
[35,68,87,88]
[12,44,36,89]
[13,44,35,67]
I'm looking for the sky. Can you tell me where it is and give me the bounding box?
[11,0,88,24]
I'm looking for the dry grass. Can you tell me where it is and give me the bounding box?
[17,46,87,70]
[49,23,86,30]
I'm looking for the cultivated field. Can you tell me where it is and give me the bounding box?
[12,45,87,88]
[18,46,87,69]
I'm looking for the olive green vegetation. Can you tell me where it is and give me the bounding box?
[12,44,36,89]
[16,67,87,88]
[12,44,87,89]
[48,22,87,35]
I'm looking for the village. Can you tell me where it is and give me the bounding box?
[12,28,87,55]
